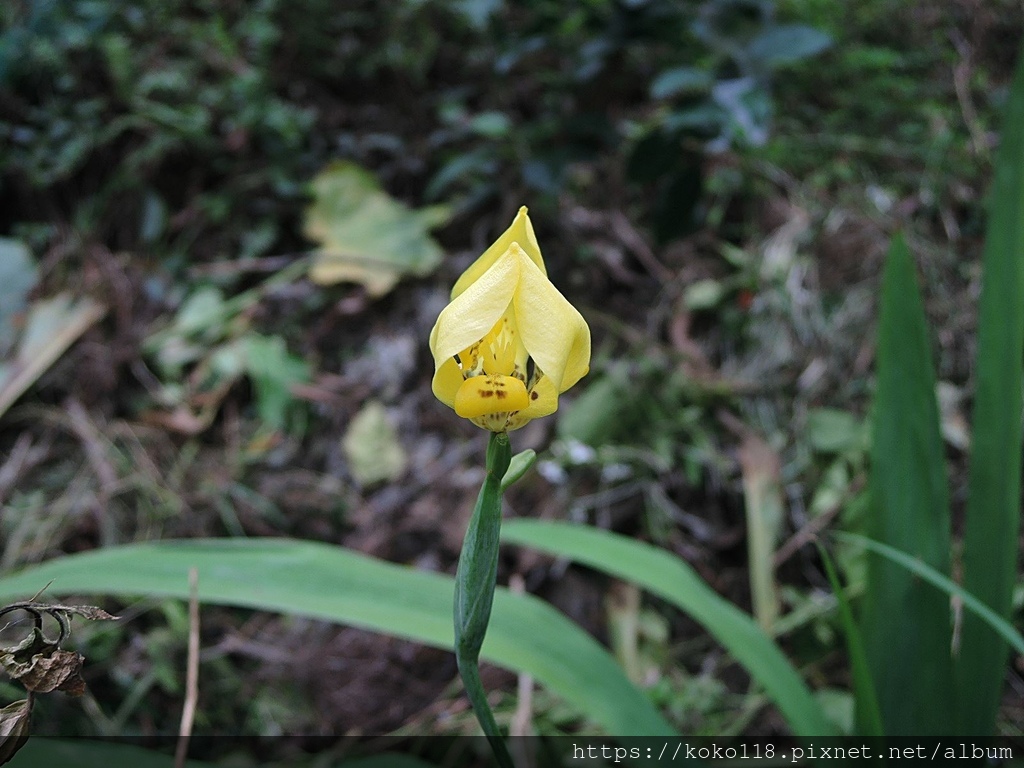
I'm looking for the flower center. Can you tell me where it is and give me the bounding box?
[460,315,523,378]
[453,315,531,430]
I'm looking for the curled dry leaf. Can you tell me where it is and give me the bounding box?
[0,601,118,695]
[0,699,31,766]
[0,628,86,696]
[0,599,117,763]
[39,604,118,623]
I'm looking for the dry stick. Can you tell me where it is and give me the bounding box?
[0,432,35,506]
[65,398,119,546]
[509,573,535,768]
[610,211,675,284]
[773,476,865,569]
[175,568,200,768]
[508,575,534,738]
[950,29,989,158]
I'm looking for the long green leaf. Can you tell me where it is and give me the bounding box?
[957,44,1024,735]
[815,543,883,737]
[0,539,675,737]
[836,532,1024,657]
[18,738,440,768]
[500,519,837,737]
[861,234,953,735]
[16,738,207,768]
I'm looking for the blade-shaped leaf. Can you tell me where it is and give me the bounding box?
[18,738,440,768]
[836,532,1024,657]
[860,234,953,735]
[0,539,674,738]
[816,543,883,737]
[15,738,207,768]
[500,520,837,737]
[956,45,1024,735]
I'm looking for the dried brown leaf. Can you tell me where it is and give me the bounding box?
[13,649,86,695]
[0,699,32,766]
[46,604,118,622]
[0,601,115,697]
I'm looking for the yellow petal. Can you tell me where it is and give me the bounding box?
[506,375,559,431]
[510,245,591,392]
[454,374,529,419]
[450,206,545,299]
[431,356,463,408]
[429,247,518,368]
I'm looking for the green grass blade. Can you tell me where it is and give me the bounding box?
[16,738,207,768]
[0,539,675,737]
[956,45,1024,735]
[836,532,1024,657]
[815,542,883,737]
[500,519,838,737]
[861,233,953,735]
[18,738,441,768]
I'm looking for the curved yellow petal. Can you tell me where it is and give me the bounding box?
[429,247,519,366]
[431,356,463,409]
[451,206,545,299]
[511,246,591,392]
[506,375,559,431]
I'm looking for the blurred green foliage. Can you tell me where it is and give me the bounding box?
[3,0,1017,752]
[1,0,314,257]
[420,0,831,239]
[0,0,833,447]
[0,0,830,255]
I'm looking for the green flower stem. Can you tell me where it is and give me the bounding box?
[454,431,514,768]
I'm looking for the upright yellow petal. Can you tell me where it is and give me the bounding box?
[429,247,519,366]
[510,246,591,392]
[450,206,545,299]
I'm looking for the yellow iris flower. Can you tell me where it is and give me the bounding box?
[429,207,591,432]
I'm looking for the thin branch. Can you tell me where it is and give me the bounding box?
[175,568,200,768]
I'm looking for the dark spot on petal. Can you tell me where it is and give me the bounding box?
[495,390,507,399]
[530,391,539,400]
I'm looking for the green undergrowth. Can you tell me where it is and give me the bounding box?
[0,0,1022,755]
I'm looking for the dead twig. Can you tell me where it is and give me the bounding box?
[773,476,865,568]
[64,399,118,500]
[509,574,535,768]
[0,433,37,507]
[950,29,989,158]
[610,211,675,284]
[174,568,200,768]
